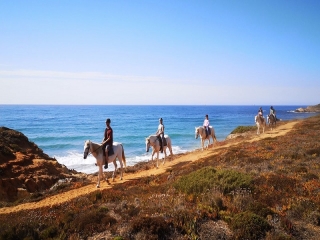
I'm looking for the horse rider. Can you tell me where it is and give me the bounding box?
[102,118,113,169]
[156,118,164,153]
[203,114,210,137]
[258,107,264,121]
[270,106,277,118]
[269,106,275,116]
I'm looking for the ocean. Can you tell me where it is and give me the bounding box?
[0,105,317,174]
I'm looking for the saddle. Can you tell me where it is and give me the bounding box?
[105,146,114,156]
[157,136,167,146]
[259,115,264,122]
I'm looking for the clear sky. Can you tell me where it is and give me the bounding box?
[0,0,319,105]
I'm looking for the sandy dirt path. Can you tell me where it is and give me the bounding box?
[0,120,299,215]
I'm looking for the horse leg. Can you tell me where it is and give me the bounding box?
[151,149,157,167]
[168,143,173,161]
[97,165,103,188]
[119,158,123,180]
[169,144,173,156]
[156,151,160,168]
[112,160,117,181]
[163,147,167,165]
[151,149,155,161]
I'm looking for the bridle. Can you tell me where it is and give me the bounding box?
[195,128,200,139]
[146,139,151,152]
[84,141,102,157]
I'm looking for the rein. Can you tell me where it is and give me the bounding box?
[87,142,103,156]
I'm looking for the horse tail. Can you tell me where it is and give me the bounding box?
[121,144,126,168]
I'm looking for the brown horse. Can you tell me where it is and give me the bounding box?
[255,115,266,134]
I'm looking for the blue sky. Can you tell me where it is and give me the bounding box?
[0,0,319,105]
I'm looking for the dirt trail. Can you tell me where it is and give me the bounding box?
[0,121,299,215]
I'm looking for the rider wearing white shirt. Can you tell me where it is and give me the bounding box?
[156,118,164,153]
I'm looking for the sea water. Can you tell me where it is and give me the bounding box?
[0,105,316,174]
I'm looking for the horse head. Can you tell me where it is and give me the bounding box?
[195,127,200,139]
[83,140,91,159]
[145,137,151,152]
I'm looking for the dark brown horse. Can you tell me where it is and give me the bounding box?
[268,114,277,130]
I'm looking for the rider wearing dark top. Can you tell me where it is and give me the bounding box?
[269,106,278,121]
[102,118,113,169]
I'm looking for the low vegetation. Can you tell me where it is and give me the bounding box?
[230,125,256,134]
[1,115,320,239]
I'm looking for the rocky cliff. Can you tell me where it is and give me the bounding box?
[295,103,320,112]
[0,127,77,202]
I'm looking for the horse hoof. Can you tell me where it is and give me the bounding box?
[96,185,100,188]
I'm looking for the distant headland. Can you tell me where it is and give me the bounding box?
[295,103,320,113]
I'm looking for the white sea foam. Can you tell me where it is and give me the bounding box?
[54,145,190,174]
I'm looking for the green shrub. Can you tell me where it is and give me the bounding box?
[247,202,274,218]
[231,126,256,134]
[113,237,124,240]
[174,167,252,195]
[231,211,271,239]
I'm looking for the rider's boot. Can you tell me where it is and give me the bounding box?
[159,137,163,153]
[104,156,108,169]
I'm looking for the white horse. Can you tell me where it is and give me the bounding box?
[145,135,173,168]
[83,140,126,188]
[195,126,217,150]
[255,115,266,134]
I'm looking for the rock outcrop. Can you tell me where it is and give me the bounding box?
[295,104,320,113]
[0,127,77,202]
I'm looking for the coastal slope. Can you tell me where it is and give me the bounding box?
[0,127,79,202]
[0,120,298,213]
[1,116,320,239]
